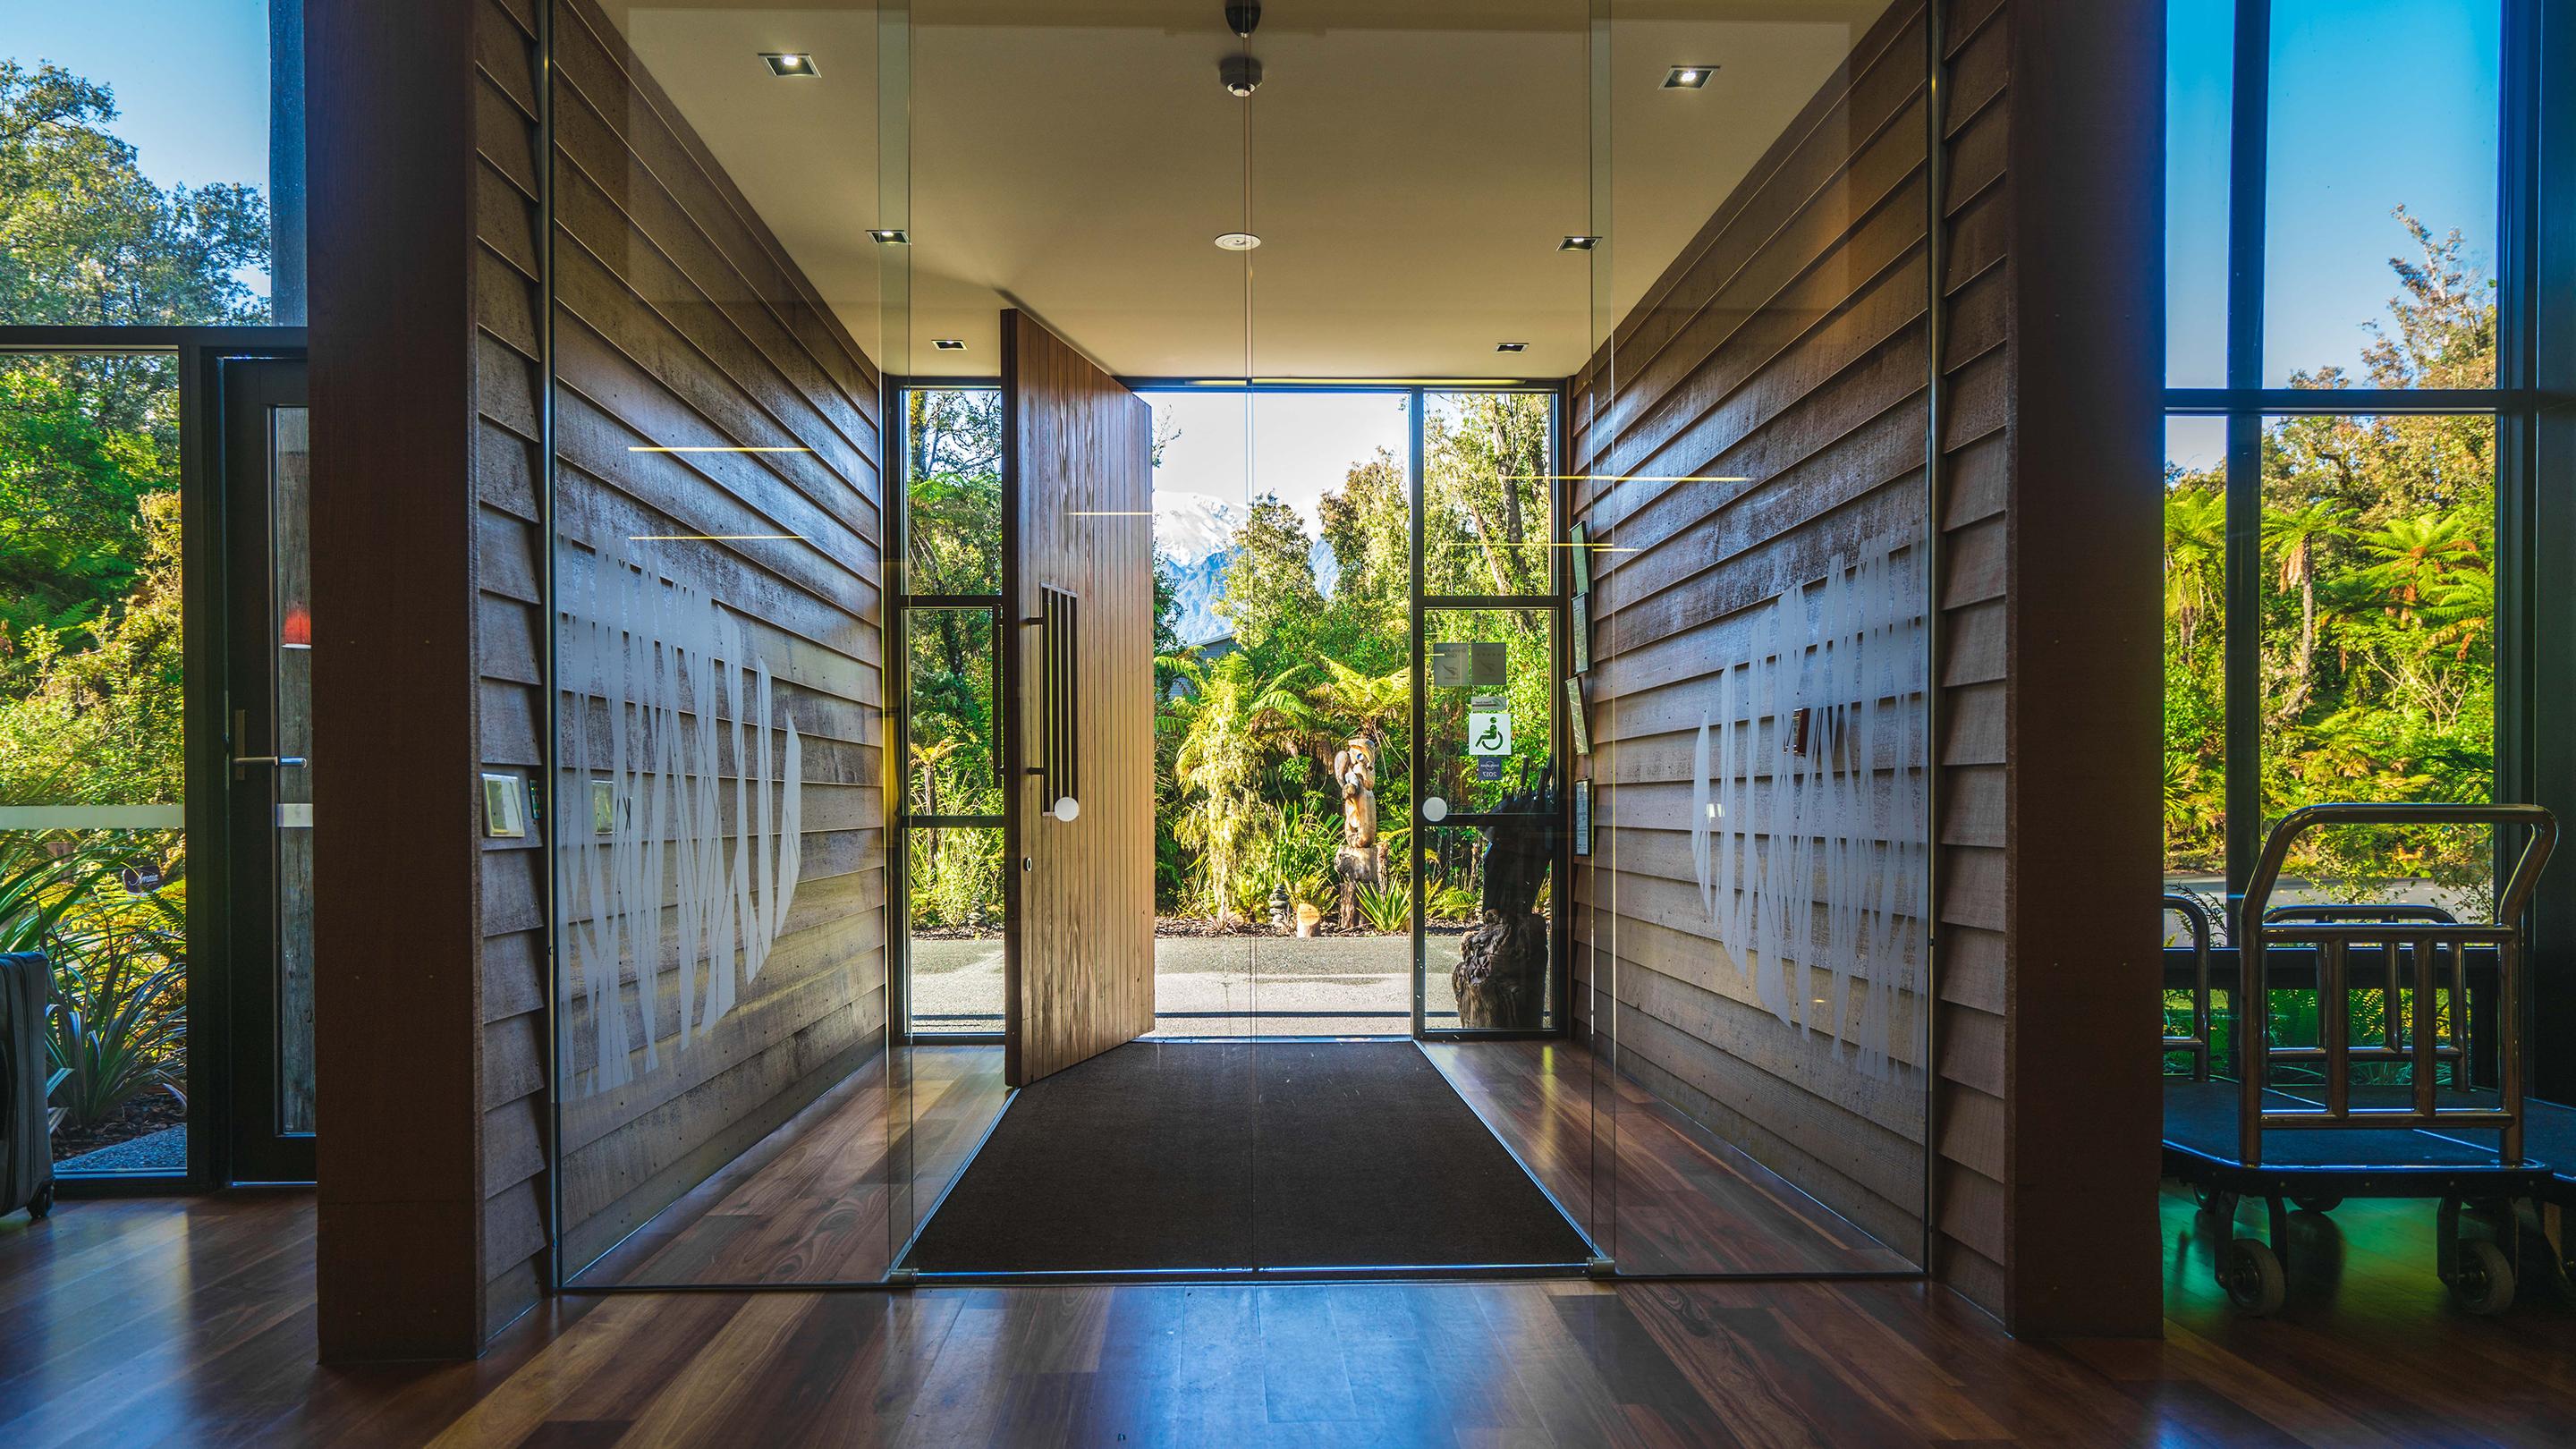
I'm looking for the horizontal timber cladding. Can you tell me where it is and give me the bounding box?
[1565,0,1943,1286]
[479,0,890,1309]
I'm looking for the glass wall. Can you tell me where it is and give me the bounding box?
[544,0,1943,1286]
[0,352,189,1179]
[1572,0,1935,1275]
[548,0,909,1286]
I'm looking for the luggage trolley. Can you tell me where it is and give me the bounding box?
[2163,803,2558,1315]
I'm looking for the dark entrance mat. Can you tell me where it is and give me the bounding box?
[903,1040,1591,1272]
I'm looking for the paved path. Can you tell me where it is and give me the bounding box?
[908,932,1476,1035]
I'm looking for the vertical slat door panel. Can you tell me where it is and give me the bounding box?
[1001,310,1156,1087]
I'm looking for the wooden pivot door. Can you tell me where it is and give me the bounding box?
[1000,309,1157,1087]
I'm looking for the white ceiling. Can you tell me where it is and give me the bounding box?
[605,3,1888,379]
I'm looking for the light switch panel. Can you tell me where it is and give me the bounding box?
[481,771,528,838]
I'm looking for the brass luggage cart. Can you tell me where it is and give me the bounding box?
[2162,803,2558,1315]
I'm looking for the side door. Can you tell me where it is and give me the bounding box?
[221,357,316,1182]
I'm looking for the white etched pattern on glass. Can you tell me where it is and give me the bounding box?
[1692,536,1925,1080]
[556,535,803,1098]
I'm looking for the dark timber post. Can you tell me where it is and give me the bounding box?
[306,0,487,1360]
[1996,0,2167,1338]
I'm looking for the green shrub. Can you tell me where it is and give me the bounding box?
[910,828,1003,930]
[44,883,186,1132]
[1356,879,1410,934]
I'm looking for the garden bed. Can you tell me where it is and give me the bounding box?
[51,1091,185,1159]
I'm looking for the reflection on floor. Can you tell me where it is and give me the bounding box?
[1425,1039,1917,1275]
[572,1044,1006,1287]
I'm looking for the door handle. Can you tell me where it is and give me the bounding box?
[233,754,309,781]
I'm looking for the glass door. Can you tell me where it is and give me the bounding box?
[222,356,315,1182]
[1415,606,1563,1033]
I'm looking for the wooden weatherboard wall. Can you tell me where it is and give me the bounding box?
[310,0,888,1357]
[1564,0,2161,1336]
[1002,310,1157,1087]
[541,0,892,1280]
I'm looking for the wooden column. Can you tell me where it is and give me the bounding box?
[306,0,489,1360]
[1991,0,2165,1338]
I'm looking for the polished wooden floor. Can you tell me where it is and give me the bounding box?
[1428,1040,1917,1275]
[577,1044,1009,1287]
[4,1184,2573,1445]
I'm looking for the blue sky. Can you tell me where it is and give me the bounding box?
[4,0,2502,479]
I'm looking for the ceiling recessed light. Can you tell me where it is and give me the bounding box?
[1496,342,1529,353]
[1215,233,1262,250]
[1663,64,1716,89]
[933,338,967,352]
[1559,234,1600,252]
[762,52,818,78]
[869,228,909,244]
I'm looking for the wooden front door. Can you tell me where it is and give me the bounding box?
[999,310,1156,1086]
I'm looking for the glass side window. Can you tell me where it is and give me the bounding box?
[2162,417,2225,917]
[902,387,1002,595]
[0,352,189,1178]
[2257,411,2496,916]
[2165,0,2233,387]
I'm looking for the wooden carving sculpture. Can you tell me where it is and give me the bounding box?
[1332,734,1382,928]
[1453,763,1555,1030]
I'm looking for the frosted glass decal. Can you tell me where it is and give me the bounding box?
[1694,536,1924,1079]
[556,536,805,1098]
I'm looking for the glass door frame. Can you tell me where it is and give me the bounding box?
[888,376,1573,1044]
[0,326,309,1195]
[1407,385,1573,1043]
[886,377,1009,1046]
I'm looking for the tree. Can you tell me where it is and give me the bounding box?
[2260,498,2350,715]
[1212,495,1324,651]
[1164,654,1313,924]
[0,61,270,327]
[1421,394,1550,599]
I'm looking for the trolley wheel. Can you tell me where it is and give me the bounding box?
[25,1182,53,1220]
[2292,1195,2342,1214]
[2448,1239,2514,1316]
[2224,1239,2286,1315]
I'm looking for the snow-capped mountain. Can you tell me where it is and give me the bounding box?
[1152,491,1243,567]
[1151,489,1343,648]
